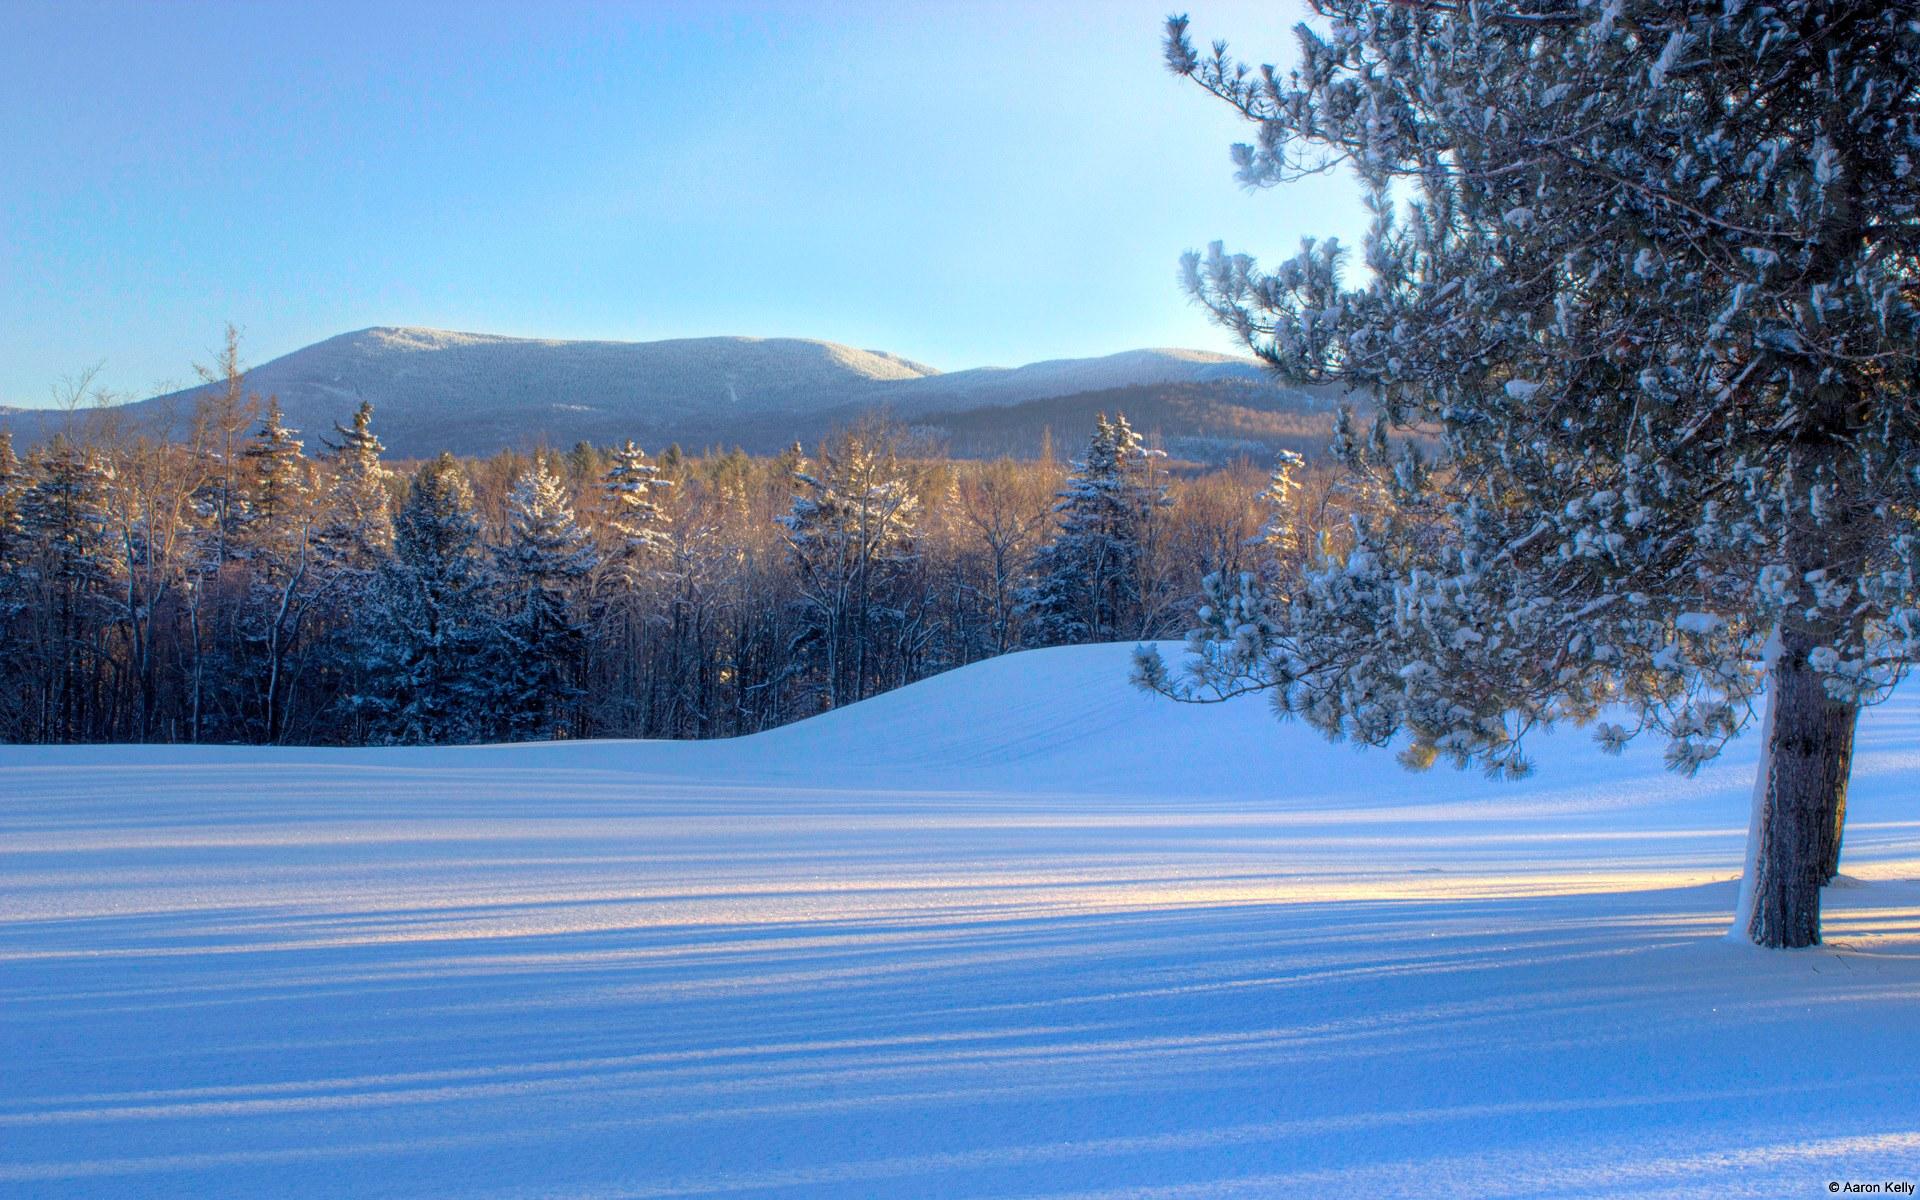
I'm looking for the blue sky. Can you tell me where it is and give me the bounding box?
[0,1,1364,406]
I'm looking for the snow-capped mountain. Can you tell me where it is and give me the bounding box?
[0,327,1291,457]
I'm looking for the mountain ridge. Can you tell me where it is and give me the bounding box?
[0,326,1328,459]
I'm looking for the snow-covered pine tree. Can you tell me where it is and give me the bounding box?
[0,431,21,581]
[358,454,500,744]
[779,431,920,708]
[1253,450,1304,556]
[241,398,307,554]
[1021,414,1172,645]
[15,437,118,741]
[585,441,672,734]
[310,402,394,741]
[1139,5,1920,948]
[599,440,672,579]
[495,462,598,739]
[316,400,394,569]
[235,397,322,741]
[0,432,21,734]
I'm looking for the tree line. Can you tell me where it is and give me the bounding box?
[0,346,1364,746]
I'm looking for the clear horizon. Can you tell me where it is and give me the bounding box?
[0,1,1364,409]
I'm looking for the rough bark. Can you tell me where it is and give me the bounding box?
[1817,699,1860,884]
[1744,644,1854,948]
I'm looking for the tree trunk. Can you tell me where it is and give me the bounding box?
[1812,696,1858,883]
[1739,644,1855,948]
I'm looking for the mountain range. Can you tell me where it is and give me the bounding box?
[1,326,1348,461]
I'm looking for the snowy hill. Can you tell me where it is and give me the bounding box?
[0,327,1286,457]
[884,345,1273,414]
[3,643,1917,1197]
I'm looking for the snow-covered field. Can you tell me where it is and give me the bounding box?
[4,643,1917,1198]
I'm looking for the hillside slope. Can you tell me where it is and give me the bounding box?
[3,643,1916,1197]
[0,327,1290,458]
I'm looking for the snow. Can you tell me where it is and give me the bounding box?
[3,642,1918,1198]
[1675,612,1725,636]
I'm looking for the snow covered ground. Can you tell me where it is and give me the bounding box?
[3,643,1917,1198]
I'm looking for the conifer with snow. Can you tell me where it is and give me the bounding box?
[496,462,599,738]
[15,438,118,740]
[0,432,21,581]
[358,454,501,744]
[780,430,920,708]
[17,439,117,605]
[1140,4,1920,947]
[1022,414,1171,645]
[599,440,672,578]
[0,433,23,718]
[241,398,308,556]
[1253,450,1304,558]
[316,400,394,569]
[1250,448,1314,595]
[233,397,323,740]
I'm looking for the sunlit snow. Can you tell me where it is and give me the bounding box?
[4,644,1917,1197]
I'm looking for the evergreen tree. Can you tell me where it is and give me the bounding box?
[563,441,602,486]
[0,432,29,728]
[585,441,671,736]
[779,431,920,708]
[241,398,307,556]
[233,397,321,741]
[496,463,598,738]
[16,438,117,740]
[1021,414,1170,645]
[311,402,394,741]
[1253,449,1306,555]
[316,400,394,568]
[359,454,499,744]
[599,440,672,577]
[1142,4,1920,947]
[0,431,21,573]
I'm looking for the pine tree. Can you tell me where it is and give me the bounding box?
[779,431,920,708]
[496,463,598,739]
[0,432,28,719]
[241,398,307,556]
[599,440,671,577]
[1021,414,1171,645]
[233,397,321,741]
[359,454,499,744]
[584,441,671,736]
[1142,4,1920,947]
[0,431,21,578]
[1253,447,1307,565]
[16,438,117,740]
[309,402,394,741]
[316,400,394,568]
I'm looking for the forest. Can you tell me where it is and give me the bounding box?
[0,339,1367,746]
